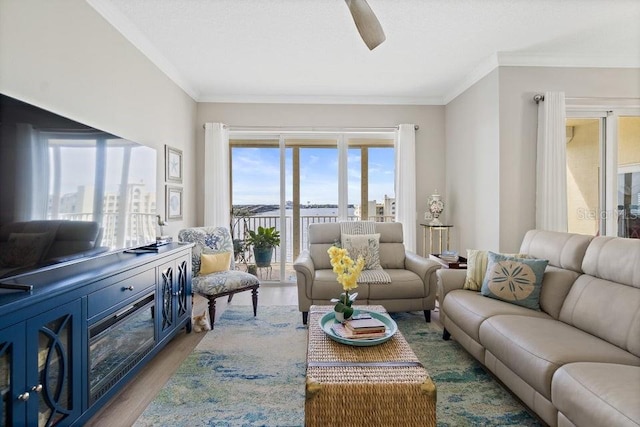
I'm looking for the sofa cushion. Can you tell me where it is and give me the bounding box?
[581,236,640,289]
[311,269,370,300]
[479,315,640,400]
[200,252,232,274]
[552,363,640,427]
[519,229,593,273]
[559,274,640,358]
[481,252,548,310]
[341,233,382,270]
[442,290,550,343]
[463,249,527,291]
[559,235,640,358]
[307,222,406,270]
[538,265,580,319]
[310,243,334,270]
[192,270,259,296]
[379,243,406,269]
[367,269,424,299]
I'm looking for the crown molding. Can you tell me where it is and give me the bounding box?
[442,53,500,105]
[197,94,444,105]
[443,52,640,105]
[83,2,640,107]
[497,51,640,68]
[87,0,199,101]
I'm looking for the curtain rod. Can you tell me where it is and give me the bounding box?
[533,94,640,104]
[202,124,419,131]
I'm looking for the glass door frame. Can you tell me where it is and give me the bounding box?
[566,104,640,236]
[229,130,395,282]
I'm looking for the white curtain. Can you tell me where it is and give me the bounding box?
[395,124,417,252]
[14,123,49,221]
[536,92,568,232]
[204,123,230,228]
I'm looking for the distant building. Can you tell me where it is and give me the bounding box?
[354,195,395,221]
[384,194,396,218]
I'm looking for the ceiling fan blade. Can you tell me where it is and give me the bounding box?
[344,0,386,50]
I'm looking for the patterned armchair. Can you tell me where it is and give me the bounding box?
[178,227,260,328]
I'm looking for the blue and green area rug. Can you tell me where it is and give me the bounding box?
[135,306,541,427]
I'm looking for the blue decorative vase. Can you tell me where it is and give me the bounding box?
[253,247,273,267]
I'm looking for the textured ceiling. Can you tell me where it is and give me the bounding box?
[89,0,640,104]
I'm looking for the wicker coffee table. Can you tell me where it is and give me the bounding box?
[305,305,436,427]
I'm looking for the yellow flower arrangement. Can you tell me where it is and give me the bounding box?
[328,245,365,320]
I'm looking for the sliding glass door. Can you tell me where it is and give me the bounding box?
[230,132,395,282]
[566,109,640,238]
[617,116,640,238]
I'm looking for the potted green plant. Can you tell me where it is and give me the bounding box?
[245,226,281,268]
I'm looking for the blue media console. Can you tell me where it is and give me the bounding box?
[0,243,193,426]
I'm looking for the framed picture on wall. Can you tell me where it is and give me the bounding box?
[165,145,183,183]
[166,186,183,220]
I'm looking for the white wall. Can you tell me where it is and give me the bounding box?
[195,103,446,254]
[0,0,198,236]
[445,69,501,253]
[446,66,640,253]
[498,66,640,251]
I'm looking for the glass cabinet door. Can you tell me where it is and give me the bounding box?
[159,262,175,339]
[0,324,26,427]
[176,257,190,321]
[26,300,82,427]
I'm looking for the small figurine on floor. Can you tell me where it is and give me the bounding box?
[192,311,211,333]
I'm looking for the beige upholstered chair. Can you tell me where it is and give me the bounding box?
[293,222,441,324]
[178,227,259,328]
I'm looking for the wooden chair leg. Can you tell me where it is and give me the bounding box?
[208,297,217,329]
[302,311,308,325]
[228,293,234,303]
[424,310,431,323]
[251,287,258,316]
[443,328,451,340]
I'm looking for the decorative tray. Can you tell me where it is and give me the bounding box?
[318,310,397,347]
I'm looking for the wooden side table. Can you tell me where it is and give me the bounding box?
[420,224,453,256]
[429,254,468,269]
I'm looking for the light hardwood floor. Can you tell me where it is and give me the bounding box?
[86,283,441,426]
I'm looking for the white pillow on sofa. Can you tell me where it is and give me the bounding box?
[341,233,382,270]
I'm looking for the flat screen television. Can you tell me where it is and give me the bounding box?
[0,93,157,278]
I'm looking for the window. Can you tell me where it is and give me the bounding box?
[230,132,395,282]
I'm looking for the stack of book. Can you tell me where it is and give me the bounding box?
[332,315,387,339]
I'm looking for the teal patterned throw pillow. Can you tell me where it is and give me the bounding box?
[481,251,548,310]
[341,233,382,271]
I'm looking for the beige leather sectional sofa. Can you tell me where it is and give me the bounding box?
[438,230,640,427]
[294,222,441,325]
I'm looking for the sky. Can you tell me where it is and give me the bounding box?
[232,146,395,205]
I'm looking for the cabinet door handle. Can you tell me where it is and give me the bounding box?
[32,384,43,393]
[123,286,135,291]
[17,392,29,401]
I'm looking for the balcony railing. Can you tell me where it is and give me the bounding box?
[231,214,395,264]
